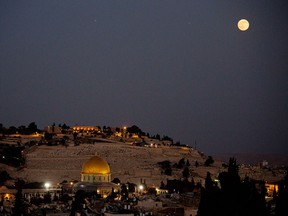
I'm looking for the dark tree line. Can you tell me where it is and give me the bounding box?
[0,122,40,135]
[158,158,192,177]
[198,158,288,216]
[0,146,25,167]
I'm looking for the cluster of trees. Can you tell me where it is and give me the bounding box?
[125,125,174,142]
[198,158,288,216]
[0,171,11,185]
[0,122,71,136]
[158,160,173,175]
[158,158,192,177]
[275,172,288,215]
[204,156,214,166]
[0,122,40,135]
[0,146,25,167]
[157,159,202,194]
[149,134,173,142]
[161,178,199,194]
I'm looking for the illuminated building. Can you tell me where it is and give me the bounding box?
[73,156,120,197]
[72,126,100,133]
[81,156,111,182]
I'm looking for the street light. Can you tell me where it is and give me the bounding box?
[139,185,144,195]
[44,182,50,190]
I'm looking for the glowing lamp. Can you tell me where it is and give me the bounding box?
[44,182,50,189]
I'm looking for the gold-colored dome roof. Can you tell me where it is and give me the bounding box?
[81,156,110,174]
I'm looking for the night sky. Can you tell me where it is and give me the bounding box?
[1,1,288,155]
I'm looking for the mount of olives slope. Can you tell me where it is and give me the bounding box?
[9,141,219,186]
[3,140,284,187]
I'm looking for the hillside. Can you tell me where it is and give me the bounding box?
[2,140,285,187]
[5,141,221,186]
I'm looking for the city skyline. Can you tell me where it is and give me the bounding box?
[1,1,288,155]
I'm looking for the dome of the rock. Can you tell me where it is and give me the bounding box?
[74,155,119,197]
[81,156,110,175]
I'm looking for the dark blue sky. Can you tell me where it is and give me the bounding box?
[1,1,288,155]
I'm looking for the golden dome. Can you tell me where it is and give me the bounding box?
[81,156,110,175]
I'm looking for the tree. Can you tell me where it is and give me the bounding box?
[106,187,118,201]
[12,179,26,216]
[103,126,106,132]
[158,160,171,170]
[106,127,112,133]
[182,167,190,179]
[112,178,121,185]
[162,135,173,142]
[158,160,173,176]
[199,157,269,216]
[44,192,52,203]
[44,132,53,141]
[127,125,144,135]
[204,172,214,190]
[177,158,185,169]
[61,123,70,133]
[204,156,214,166]
[127,182,136,193]
[186,159,190,167]
[28,122,38,133]
[73,132,78,141]
[2,147,24,167]
[0,123,3,131]
[70,190,86,216]
[275,168,288,216]
[160,181,165,189]
[152,134,161,140]
[198,172,220,216]
[227,157,239,177]
[121,184,129,200]
[147,187,157,195]
[164,167,172,176]
[17,125,27,134]
[7,126,17,134]
[0,171,11,185]
[218,157,240,191]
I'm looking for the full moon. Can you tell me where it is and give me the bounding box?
[237,19,249,31]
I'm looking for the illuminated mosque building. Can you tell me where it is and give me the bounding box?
[73,155,120,197]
